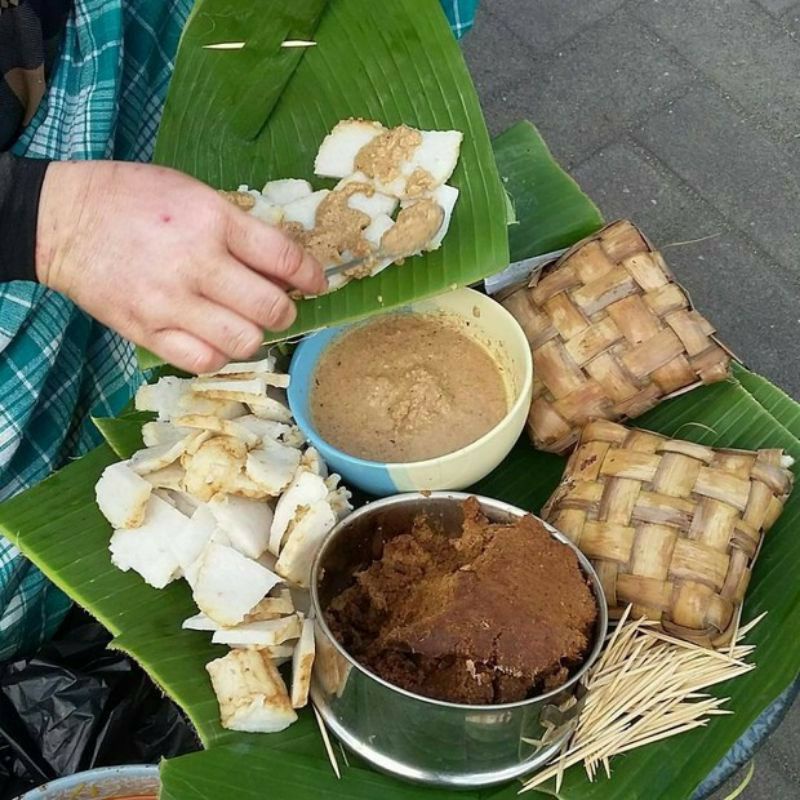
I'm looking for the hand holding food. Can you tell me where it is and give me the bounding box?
[35,161,327,374]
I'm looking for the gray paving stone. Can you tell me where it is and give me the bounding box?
[469,11,692,167]
[784,2,800,37]
[765,698,800,785]
[634,0,800,141]
[487,0,628,55]
[754,0,798,16]
[464,7,800,794]
[570,139,800,398]
[460,7,537,123]
[634,86,800,275]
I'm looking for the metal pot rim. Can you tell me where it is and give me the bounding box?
[311,491,609,712]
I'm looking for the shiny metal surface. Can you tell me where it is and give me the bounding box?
[310,492,608,789]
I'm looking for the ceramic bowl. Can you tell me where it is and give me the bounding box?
[287,287,533,497]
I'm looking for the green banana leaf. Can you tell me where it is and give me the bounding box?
[139,0,509,369]
[493,121,603,261]
[1,3,795,792]
[3,367,799,800]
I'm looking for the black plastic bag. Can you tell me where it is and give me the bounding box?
[0,607,200,799]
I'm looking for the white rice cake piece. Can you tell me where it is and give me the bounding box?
[235,186,284,226]
[275,500,337,588]
[246,591,295,620]
[363,213,395,250]
[193,542,282,626]
[206,648,297,733]
[184,430,215,456]
[262,178,313,206]
[141,421,192,448]
[369,129,462,199]
[257,550,279,575]
[211,615,302,647]
[152,489,191,518]
[261,644,294,659]
[249,198,284,226]
[129,435,195,476]
[410,130,463,190]
[426,183,459,250]
[327,484,353,521]
[269,469,329,555]
[135,376,244,420]
[281,190,329,230]
[204,355,277,378]
[192,375,288,399]
[291,617,316,708]
[245,439,302,497]
[234,415,292,443]
[246,396,293,423]
[182,612,219,631]
[170,504,218,576]
[183,525,232,590]
[157,489,200,517]
[143,463,185,492]
[109,494,184,589]
[207,493,273,559]
[314,119,385,179]
[173,414,260,449]
[182,436,264,502]
[399,183,459,251]
[314,624,351,697]
[281,426,306,449]
[300,447,328,478]
[95,461,152,529]
[334,172,398,218]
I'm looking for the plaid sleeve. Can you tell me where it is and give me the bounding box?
[439,0,480,38]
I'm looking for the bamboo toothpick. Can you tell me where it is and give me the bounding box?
[520,609,761,794]
[202,41,246,50]
[312,704,341,780]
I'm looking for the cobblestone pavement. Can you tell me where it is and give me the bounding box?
[463,2,800,798]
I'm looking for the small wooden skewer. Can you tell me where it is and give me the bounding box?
[520,609,762,794]
[312,704,341,780]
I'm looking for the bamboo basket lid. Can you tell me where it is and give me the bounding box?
[500,220,732,454]
[542,420,794,648]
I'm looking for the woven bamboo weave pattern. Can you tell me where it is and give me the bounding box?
[500,220,731,454]
[542,420,794,647]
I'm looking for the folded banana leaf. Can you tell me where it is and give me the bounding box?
[139,0,510,369]
[3,366,799,800]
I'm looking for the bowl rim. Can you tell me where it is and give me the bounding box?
[18,764,159,798]
[287,288,534,471]
[310,491,609,712]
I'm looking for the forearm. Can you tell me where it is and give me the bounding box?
[0,153,51,283]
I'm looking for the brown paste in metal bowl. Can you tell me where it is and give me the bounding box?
[325,498,598,705]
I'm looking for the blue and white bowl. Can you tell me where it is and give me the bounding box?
[288,287,533,497]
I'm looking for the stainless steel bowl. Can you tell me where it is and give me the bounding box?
[310,492,608,789]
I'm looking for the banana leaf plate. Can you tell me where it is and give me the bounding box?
[1,1,798,799]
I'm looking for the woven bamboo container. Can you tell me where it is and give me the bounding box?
[500,220,731,454]
[542,420,794,648]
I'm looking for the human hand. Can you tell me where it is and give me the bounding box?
[35,160,326,373]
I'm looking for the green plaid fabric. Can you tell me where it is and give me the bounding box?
[0,0,479,661]
[441,0,478,37]
[0,0,193,661]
